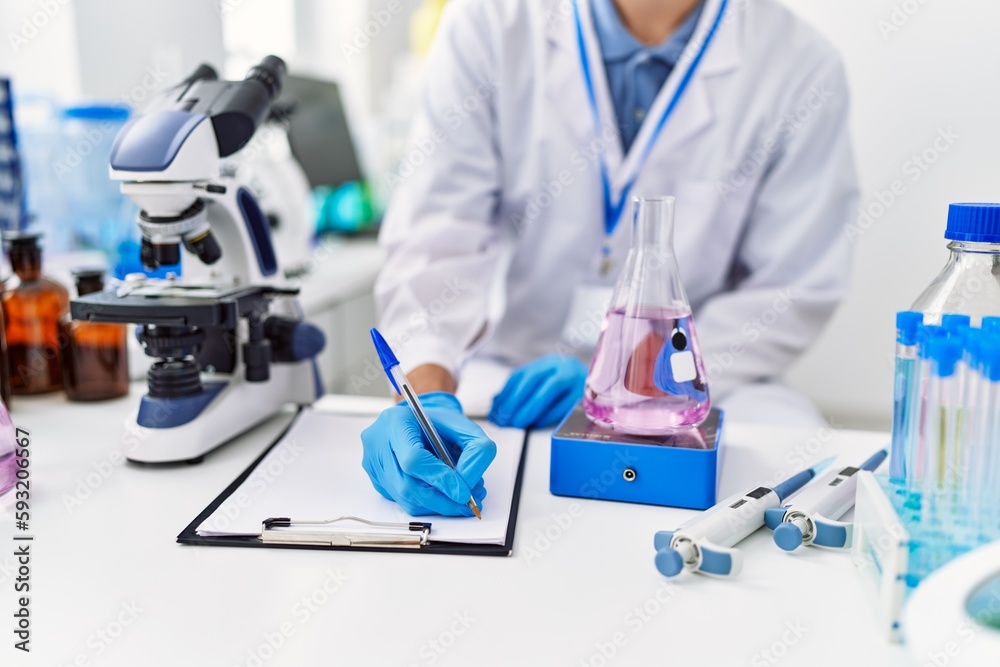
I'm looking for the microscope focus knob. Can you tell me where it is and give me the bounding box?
[264,317,326,362]
[243,339,271,383]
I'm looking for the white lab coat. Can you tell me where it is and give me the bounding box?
[375,0,858,426]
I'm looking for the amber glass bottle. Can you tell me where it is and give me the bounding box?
[2,233,69,394]
[61,269,128,401]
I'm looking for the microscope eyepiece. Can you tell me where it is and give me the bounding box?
[245,56,286,100]
[185,64,219,85]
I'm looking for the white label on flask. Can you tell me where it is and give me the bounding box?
[671,350,697,383]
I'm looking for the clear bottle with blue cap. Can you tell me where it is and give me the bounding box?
[59,105,137,271]
[912,203,1000,323]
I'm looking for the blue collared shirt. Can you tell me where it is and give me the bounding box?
[590,0,704,152]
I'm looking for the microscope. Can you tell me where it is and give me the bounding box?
[71,56,326,464]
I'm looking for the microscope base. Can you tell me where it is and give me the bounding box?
[122,361,320,463]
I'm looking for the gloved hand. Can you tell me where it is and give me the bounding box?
[488,355,587,429]
[361,392,497,517]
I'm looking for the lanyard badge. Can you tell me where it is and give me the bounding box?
[572,0,728,275]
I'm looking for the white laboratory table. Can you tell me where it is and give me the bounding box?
[2,389,912,667]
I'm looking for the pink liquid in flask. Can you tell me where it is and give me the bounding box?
[584,305,710,433]
[0,451,16,496]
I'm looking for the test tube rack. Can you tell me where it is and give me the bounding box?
[853,471,998,643]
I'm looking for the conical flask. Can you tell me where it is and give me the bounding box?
[583,196,710,433]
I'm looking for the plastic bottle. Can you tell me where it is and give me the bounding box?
[14,92,67,250]
[62,105,133,245]
[2,232,69,394]
[912,203,1000,323]
[61,268,128,401]
[584,196,710,433]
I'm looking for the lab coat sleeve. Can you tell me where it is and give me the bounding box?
[696,57,859,400]
[373,0,503,380]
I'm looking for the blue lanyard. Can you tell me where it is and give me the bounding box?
[572,0,729,253]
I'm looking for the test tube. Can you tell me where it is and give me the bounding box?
[950,324,974,492]
[890,312,923,481]
[907,325,946,493]
[971,338,1000,542]
[920,336,962,548]
[957,329,982,500]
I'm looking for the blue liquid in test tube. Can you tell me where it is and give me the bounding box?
[891,312,923,480]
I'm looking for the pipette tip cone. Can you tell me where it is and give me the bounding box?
[812,456,837,475]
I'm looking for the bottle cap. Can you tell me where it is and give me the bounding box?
[941,313,971,333]
[72,268,105,296]
[982,316,1000,333]
[1,230,42,248]
[945,203,1000,243]
[896,311,923,346]
[928,337,962,378]
[917,325,947,359]
[63,105,130,122]
[2,232,43,266]
[964,328,983,370]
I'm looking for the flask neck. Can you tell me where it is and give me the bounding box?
[631,197,675,253]
[947,240,1000,255]
[10,249,41,281]
[944,242,1000,270]
[615,196,690,314]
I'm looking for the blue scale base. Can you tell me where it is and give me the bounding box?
[550,405,724,510]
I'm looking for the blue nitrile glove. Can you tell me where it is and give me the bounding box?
[488,355,587,429]
[361,392,497,517]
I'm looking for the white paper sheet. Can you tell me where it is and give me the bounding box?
[197,409,525,545]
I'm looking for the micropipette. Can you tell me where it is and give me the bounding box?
[653,457,834,578]
[764,448,888,552]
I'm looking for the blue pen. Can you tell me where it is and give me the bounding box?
[653,457,834,578]
[370,328,482,519]
[765,447,888,552]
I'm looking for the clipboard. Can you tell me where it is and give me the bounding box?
[177,408,530,557]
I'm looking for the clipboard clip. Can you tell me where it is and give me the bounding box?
[260,516,432,549]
